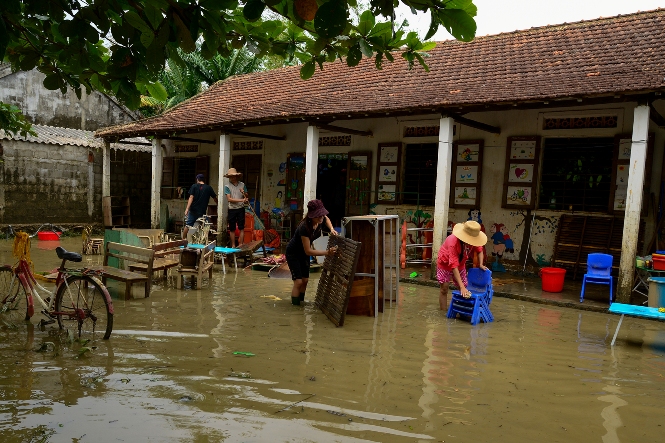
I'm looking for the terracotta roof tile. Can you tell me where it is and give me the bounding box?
[97,9,665,138]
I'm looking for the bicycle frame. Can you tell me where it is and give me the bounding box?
[4,258,113,321]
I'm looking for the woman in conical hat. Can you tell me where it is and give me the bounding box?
[437,221,488,310]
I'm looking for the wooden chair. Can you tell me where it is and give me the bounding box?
[176,240,215,289]
[128,239,188,279]
[93,242,155,299]
[82,225,103,255]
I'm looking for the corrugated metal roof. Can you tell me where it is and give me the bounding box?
[0,124,151,152]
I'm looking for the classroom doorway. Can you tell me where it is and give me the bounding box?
[316,154,348,227]
[231,154,262,203]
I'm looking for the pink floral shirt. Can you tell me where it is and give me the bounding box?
[437,234,483,271]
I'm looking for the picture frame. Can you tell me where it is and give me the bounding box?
[502,136,540,209]
[375,142,402,204]
[450,140,484,209]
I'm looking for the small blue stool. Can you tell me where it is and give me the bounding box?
[447,269,494,325]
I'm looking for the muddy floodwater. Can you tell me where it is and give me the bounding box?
[1,238,664,442]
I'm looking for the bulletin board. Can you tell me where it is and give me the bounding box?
[450,140,484,209]
[375,142,401,204]
[285,152,305,210]
[502,136,541,209]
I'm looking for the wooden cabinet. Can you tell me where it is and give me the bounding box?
[103,196,131,227]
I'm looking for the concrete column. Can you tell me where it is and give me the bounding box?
[150,138,163,229]
[102,140,111,199]
[87,152,94,218]
[431,116,455,276]
[217,134,231,242]
[303,125,319,214]
[617,104,650,303]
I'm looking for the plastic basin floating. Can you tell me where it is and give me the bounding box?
[540,267,566,293]
[37,231,62,241]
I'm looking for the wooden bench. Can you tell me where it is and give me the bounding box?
[94,242,155,299]
[177,240,215,289]
[609,303,665,345]
[128,239,188,278]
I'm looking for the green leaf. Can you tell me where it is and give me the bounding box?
[420,41,436,51]
[43,74,62,90]
[358,39,372,57]
[0,18,8,61]
[144,5,163,30]
[146,82,168,101]
[424,11,439,40]
[124,11,152,34]
[347,44,361,66]
[414,53,430,72]
[243,0,266,22]
[438,9,476,42]
[300,61,315,79]
[140,31,155,48]
[314,0,347,39]
[173,14,196,53]
[357,10,375,36]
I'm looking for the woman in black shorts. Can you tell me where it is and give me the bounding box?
[286,199,338,305]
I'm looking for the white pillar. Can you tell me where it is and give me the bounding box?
[617,104,650,303]
[150,138,163,229]
[218,134,231,239]
[303,125,319,214]
[431,116,455,274]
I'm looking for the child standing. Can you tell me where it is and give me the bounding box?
[285,199,338,306]
[437,221,488,310]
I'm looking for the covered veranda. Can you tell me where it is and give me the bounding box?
[96,9,665,304]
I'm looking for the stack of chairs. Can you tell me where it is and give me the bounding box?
[447,268,494,325]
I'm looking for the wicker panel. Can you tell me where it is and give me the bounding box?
[314,235,362,327]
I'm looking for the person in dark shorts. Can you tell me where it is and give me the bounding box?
[183,174,218,240]
[223,168,248,248]
[285,199,338,306]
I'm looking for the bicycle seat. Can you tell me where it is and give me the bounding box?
[56,247,82,263]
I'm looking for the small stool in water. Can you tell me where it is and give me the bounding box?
[447,268,494,325]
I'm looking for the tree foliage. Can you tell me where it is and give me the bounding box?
[0,0,477,130]
[140,48,262,117]
[0,102,37,138]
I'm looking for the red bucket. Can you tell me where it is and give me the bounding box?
[540,267,566,292]
[37,231,62,241]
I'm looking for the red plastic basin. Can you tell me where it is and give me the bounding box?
[37,231,62,241]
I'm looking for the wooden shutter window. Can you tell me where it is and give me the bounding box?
[161,157,174,199]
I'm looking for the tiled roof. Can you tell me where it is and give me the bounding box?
[97,9,665,139]
[0,124,150,151]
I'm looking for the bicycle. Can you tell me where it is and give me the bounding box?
[0,238,113,340]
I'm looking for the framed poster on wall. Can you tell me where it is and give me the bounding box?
[450,140,484,209]
[375,142,401,204]
[608,133,654,214]
[502,136,540,209]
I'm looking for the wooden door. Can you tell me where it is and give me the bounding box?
[346,151,372,216]
[231,154,262,201]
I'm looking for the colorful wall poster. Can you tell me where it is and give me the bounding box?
[509,163,534,183]
[510,140,537,159]
[379,166,398,182]
[379,145,399,163]
[454,186,477,205]
[506,186,532,206]
[457,144,480,162]
[456,165,478,183]
[377,184,396,201]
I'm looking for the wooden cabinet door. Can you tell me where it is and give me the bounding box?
[346,151,372,216]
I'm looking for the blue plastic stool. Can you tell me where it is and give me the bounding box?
[580,253,614,304]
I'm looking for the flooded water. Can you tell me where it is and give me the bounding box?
[1,238,664,442]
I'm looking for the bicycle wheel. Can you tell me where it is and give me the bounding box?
[54,275,113,340]
[0,267,29,325]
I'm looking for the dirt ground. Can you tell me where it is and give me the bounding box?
[1,238,664,442]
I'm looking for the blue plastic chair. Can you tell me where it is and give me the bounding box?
[447,269,494,325]
[580,253,614,304]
